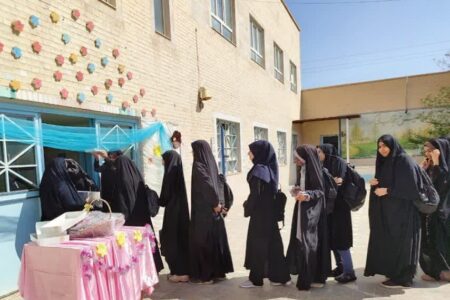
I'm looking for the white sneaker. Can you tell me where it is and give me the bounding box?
[310,282,325,288]
[270,280,292,286]
[239,280,260,288]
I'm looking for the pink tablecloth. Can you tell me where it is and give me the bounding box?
[18,226,159,300]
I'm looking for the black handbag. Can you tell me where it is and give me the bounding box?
[414,166,440,215]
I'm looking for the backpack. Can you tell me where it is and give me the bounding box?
[343,165,367,211]
[414,166,440,215]
[145,185,160,217]
[274,189,287,229]
[322,167,338,214]
[218,174,234,212]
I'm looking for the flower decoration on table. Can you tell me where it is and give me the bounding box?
[62,33,71,45]
[31,41,42,54]
[71,9,81,21]
[86,21,95,33]
[29,15,41,28]
[11,47,22,59]
[133,230,143,243]
[96,243,108,258]
[116,231,127,248]
[11,20,24,35]
[50,11,60,23]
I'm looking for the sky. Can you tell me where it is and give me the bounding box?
[282,0,450,89]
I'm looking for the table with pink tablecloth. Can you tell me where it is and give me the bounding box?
[18,225,159,300]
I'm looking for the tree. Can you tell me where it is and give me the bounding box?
[350,122,365,142]
[420,86,450,137]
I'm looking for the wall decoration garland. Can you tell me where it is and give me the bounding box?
[29,15,41,28]
[11,47,22,59]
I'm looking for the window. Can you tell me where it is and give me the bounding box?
[0,114,39,193]
[250,17,265,67]
[154,0,171,38]
[290,61,297,93]
[98,0,116,9]
[254,127,268,141]
[97,123,136,161]
[211,0,235,42]
[292,134,298,157]
[277,131,287,165]
[274,43,284,82]
[217,119,241,174]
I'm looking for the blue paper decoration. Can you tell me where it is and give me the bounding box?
[101,56,109,67]
[95,38,102,49]
[29,15,41,28]
[106,93,113,103]
[87,63,96,74]
[62,33,71,45]
[11,47,22,59]
[77,92,86,103]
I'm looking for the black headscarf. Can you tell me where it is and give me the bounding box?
[160,150,186,204]
[296,145,324,191]
[247,140,279,192]
[191,140,220,195]
[319,143,337,156]
[375,134,406,188]
[318,143,347,179]
[39,157,84,221]
[65,158,97,191]
[428,138,450,174]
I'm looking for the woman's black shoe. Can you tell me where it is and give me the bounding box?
[335,273,357,284]
[331,267,343,277]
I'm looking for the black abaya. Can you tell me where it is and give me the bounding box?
[159,150,190,276]
[364,135,421,284]
[190,140,233,281]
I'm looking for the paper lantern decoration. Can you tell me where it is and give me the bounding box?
[80,46,88,56]
[31,78,42,90]
[95,38,102,48]
[55,55,65,66]
[127,72,133,80]
[118,77,125,87]
[87,63,96,74]
[141,108,147,117]
[77,92,86,104]
[122,101,130,110]
[29,15,41,28]
[76,71,84,81]
[151,108,157,117]
[62,33,71,45]
[132,95,139,103]
[71,9,81,21]
[53,71,63,82]
[9,80,21,92]
[86,21,94,33]
[60,88,69,100]
[69,53,78,64]
[11,47,22,59]
[140,88,146,97]
[91,85,99,95]
[11,20,24,35]
[101,57,109,67]
[104,79,113,89]
[118,64,125,74]
[106,93,114,103]
[0,42,4,53]
[32,41,42,54]
[50,11,60,23]
[112,49,120,59]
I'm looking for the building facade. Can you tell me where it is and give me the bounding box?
[0,0,301,294]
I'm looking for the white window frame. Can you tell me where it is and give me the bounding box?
[254,126,268,141]
[210,0,235,43]
[290,61,297,93]
[274,43,284,83]
[250,17,265,68]
[154,0,171,39]
[277,130,287,165]
[98,0,116,9]
[214,114,242,175]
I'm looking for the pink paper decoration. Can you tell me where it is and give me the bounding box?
[80,46,88,56]
[127,72,133,80]
[118,77,125,87]
[141,108,147,117]
[86,21,94,33]
[140,88,146,97]
[151,108,157,117]
[31,41,42,54]
[55,55,64,66]
[60,88,69,100]
[104,79,113,89]
[31,78,42,90]
[91,85,99,95]
[132,95,139,103]
[11,20,24,35]
[76,71,84,81]
[71,9,81,21]
[112,48,120,58]
[122,101,130,110]
[0,42,4,53]
[53,71,63,82]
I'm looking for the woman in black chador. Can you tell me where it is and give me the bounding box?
[189,140,233,284]
[93,150,122,209]
[112,155,164,272]
[420,138,450,282]
[286,145,330,290]
[318,144,356,283]
[365,134,421,288]
[159,150,190,283]
[240,140,291,288]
